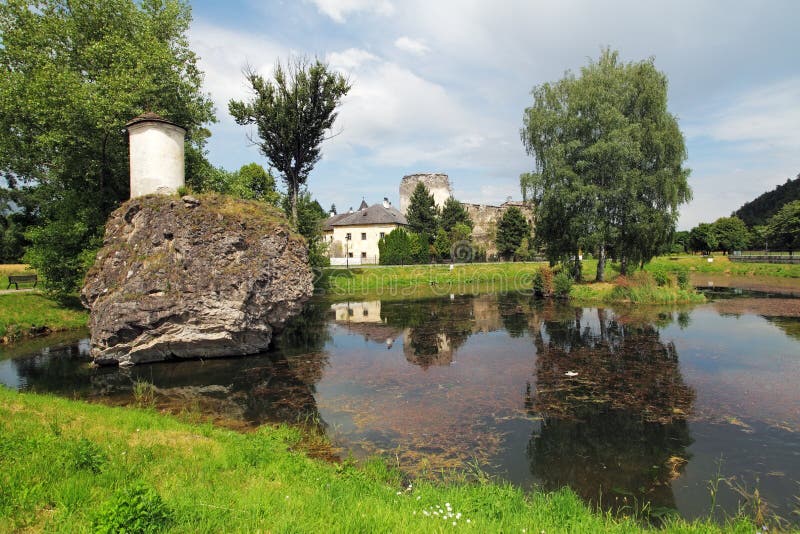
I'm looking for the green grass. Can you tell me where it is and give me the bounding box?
[0,263,37,290]
[0,292,88,341]
[646,255,800,278]
[321,262,547,301]
[0,387,760,533]
[569,282,706,305]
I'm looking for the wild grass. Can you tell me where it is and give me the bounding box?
[0,388,760,533]
[320,262,546,300]
[0,292,88,342]
[647,255,800,278]
[569,271,706,305]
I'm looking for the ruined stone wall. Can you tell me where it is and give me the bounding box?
[463,202,535,258]
[399,173,452,214]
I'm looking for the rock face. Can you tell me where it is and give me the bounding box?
[81,193,314,366]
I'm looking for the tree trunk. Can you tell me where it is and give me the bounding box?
[620,256,629,276]
[290,182,298,227]
[596,243,606,282]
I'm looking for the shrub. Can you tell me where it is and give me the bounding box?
[93,483,172,534]
[651,268,671,287]
[66,438,107,474]
[676,269,690,290]
[532,265,554,297]
[553,271,573,298]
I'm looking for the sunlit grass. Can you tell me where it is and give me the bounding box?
[0,292,87,341]
[0,388,760,533]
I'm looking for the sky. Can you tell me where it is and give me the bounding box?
[188,0,799,230]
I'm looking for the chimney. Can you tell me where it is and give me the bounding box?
[348,206,353,214]
[329,210,336,218]
[383,197,390,209]
[126,112,186,198]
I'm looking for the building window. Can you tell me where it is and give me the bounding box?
[348,252,353,258]
[380,232,385,239]
[361,252,367,259]
[361,232,367,240]
[346,232,352,240]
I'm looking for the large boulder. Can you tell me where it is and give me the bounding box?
[81,193,314,366]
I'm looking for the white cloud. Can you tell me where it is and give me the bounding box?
[308,0,394,23]
[327,48,378,71]
[693,78,800,151]
[394,36,430,56]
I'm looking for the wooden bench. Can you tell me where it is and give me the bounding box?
[6,274,37,290]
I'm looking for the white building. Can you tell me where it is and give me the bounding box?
[324,198,407,265]
[126,112,185,198]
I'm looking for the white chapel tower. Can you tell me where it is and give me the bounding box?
[126,112,186,198]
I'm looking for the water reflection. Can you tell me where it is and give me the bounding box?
[2,292,800,524]
[527,306,695,512]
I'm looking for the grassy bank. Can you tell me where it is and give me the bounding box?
[569,281,706,305]
[321,262,546,301]
[0,292,88,342]
[646,255,800,278]
[0,388,758,533]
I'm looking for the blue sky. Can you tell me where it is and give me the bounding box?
[188,0,799,230]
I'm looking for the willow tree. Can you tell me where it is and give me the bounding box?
[229,58,350,225]
[520,49,691,280]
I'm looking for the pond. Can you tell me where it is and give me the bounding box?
[1,288,799,525]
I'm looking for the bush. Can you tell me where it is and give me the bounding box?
[66,438,107,474]
[532,265,554,297]
[676,268,690,290]
[553,271,573,298]
[93,483,172,534]
[651,268,671,287]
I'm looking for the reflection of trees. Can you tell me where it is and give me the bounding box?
[527,307,695,513]
[380,297,475,369]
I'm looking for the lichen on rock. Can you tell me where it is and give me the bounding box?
[81,193,314,366]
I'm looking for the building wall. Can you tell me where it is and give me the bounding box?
[128,121,185,198]
[399,173,452,215]
[326,223,403,262]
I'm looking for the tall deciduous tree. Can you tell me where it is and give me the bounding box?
[713,216,749,254]
[0,0,215,295]
[688,223,718,255]
[405,182,439,239]
[766,200,800,254]
[228,58,350,225]
[495,206,531,260]
[521,48,691,280]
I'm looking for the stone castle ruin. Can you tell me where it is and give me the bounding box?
[399,173,534,257]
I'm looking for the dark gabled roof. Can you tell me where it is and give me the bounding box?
[324,203,407,229]
[125,112,184,130]
[359,199,369,210]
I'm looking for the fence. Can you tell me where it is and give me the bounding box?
[729,251,799,264]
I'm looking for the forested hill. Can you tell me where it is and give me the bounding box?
[733,174,800,226]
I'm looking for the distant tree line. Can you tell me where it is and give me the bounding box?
[733,175,800,227]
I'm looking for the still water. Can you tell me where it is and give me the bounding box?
[2,290,799,524]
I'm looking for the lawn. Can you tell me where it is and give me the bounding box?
[0,292,88,341]
[0,388,759,533]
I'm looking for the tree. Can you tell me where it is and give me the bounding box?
[206,163,281,205]
[496,207,531,260]
[0,0,215,295]
[766,200,800,254]
[713,216,749,254]
[440,197,473,233]
[281,190,328,269]
[521,48,691,280]
[434,228,451,261]
[688,223,718,255]
[405,182,439,238]
[228,58,350,226]
[379,228,413,265]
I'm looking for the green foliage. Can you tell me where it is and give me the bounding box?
[204,163,281,205]
[440,197,473,233]
[514,237,533,261]
[66,438,107,474]
[553,271,573,298]
[378,228,414,265]
[713,216,749,254]
[521,48,691,277]
[676,268,690,290]
[532,265,554,297]
[433,228,451,260]
[495,206,531,260]
[0,0,215,297]
[688,223,718,254]
[229,57,350,224]
[93,483,172,534]
[733,173,800,227]
[766,200,800,252]
[651,267,671,287]
[281,191,329,270]
[405,182,439,238]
